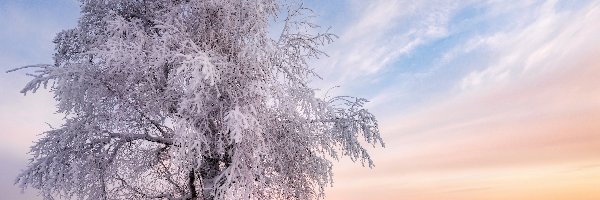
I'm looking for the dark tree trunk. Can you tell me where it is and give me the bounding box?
[187,169,198,200]
[199,156,220,200]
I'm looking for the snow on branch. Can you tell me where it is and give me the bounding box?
[13,1,384,199]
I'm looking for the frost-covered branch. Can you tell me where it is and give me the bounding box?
[13,1,383,200]
[106,131,173,146]
[6,64,56,94]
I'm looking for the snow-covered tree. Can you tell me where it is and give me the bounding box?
[11,0,383,199]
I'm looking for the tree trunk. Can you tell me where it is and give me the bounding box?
[187,169,198,200]
[199,156,221,200]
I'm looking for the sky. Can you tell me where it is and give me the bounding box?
[1,0,600,199]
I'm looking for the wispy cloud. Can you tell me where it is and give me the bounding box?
[460,0,600,90]
[3,1,600,200]
[314,0,460,90]
[326,1,600,199]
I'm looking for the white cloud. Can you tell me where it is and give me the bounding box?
[314,0,460,89]
[328,1,600,197]
[460,1,600,90]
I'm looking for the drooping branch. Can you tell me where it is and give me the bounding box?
[106,131,174,146]
[13,1,384,199]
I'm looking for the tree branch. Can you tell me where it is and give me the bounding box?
[106,131,173,146]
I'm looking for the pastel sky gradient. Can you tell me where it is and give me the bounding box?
[1,1,600,199]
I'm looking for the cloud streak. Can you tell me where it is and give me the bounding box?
[326,1,600,199]
[2,1,600,200]
[313,0,459,91]
[460,0,600,90]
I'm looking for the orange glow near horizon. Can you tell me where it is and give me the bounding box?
[2,1,600,200]
[325,7,600,197]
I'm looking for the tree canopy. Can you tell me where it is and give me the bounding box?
[12,0,384,199]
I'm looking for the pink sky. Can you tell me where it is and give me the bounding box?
[2,1,600,199]
[326,3,600,199]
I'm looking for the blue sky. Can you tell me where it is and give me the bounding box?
[2,1,600,199]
